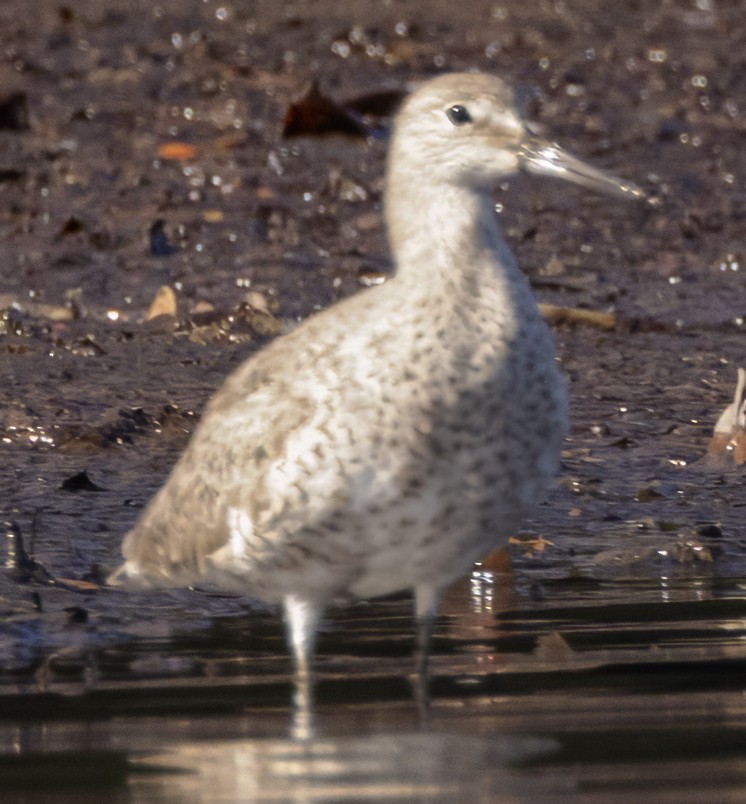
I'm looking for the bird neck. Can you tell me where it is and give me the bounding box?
[384,176,525,301]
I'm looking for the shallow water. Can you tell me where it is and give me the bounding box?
[2,0,746,799]
[2,572,746,801]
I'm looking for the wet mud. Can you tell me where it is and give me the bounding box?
[1,0,746,800]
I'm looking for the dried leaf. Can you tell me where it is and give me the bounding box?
[190,300,215,315]
[534,631,573,659]
[706,368,746,466]
[244,290,273,315]
[60,470,105,492]
[539,303,617,330]
[57,579,100,592]
[158,141,199,161]
[344,89,405,117]
[0,294,76,321]
[146,285,177,320]
[4,521,55,584]
[283,81,367,138]
[57,216,86,237]
[0,92,29,130]
[508,534,554,557]
[714,367,746,434]
[149,219,177,256]
[212,131,248,152]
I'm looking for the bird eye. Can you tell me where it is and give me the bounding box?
[446,104,472,126]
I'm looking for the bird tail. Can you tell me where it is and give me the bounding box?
[107,560,145,588]
[107,558,199,590]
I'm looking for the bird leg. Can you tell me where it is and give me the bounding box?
[283,594,322,742]
[412,586,440,724]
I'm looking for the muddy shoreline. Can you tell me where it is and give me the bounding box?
[1,1,745,799]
